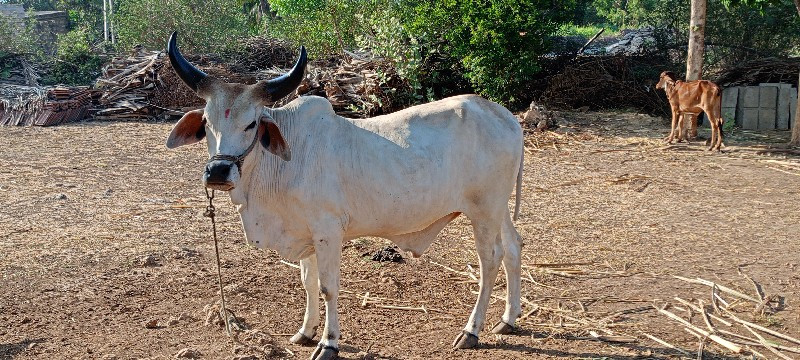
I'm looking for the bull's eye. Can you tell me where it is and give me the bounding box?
[245,121,256,131]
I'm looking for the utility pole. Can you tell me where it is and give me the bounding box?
[103,0,108,42]
[109,0,116,45]
[685,0,707,139]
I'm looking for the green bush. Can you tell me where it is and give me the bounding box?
[403,0,576,106]
[41,27,104,85]
[115,0,252,54]
[266,0,369,57]
[0,12,39,56]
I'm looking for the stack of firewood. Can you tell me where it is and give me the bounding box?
[0,85,93,126]
[93,49,164,120]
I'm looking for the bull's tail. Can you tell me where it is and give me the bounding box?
[513,142,524,221]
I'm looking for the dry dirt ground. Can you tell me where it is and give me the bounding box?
[2,111,799,360]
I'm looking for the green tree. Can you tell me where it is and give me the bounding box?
[115,0,252,53]
[403,0,576,106]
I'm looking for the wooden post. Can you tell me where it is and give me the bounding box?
[685,0,707,139]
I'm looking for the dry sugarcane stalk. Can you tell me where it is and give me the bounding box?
[717,330,800,354]
[587,330,637,343]
[674,275,760,303]
[674,297,733,326]
[375,304,429,314]
[279,260,299,269]
[738,267,766,303]
[723,310,800,346]
[641,331,693,356]
[361,292,369,308]
[754,294,777,316]
[742,324,795,360]
[656,306,742,353]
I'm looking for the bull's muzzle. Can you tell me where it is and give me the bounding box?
[204,160,235,191]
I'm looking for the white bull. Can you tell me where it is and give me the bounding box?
[165,32,525,360]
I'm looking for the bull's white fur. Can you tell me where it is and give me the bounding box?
[175,91,524,354]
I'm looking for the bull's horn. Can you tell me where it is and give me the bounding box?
[263,46,307,102]
[167,31,207,92]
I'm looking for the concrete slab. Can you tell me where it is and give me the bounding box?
[739,87,760,108]
[759,86,778,109]
[722,87,738,108]
[758,109,776,130]
[741,108,759,130]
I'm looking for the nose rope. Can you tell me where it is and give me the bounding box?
[207,129,260,174]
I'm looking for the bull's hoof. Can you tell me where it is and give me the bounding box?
[310,344,339,360]
[491,321,516,335]
[452,330,479,349]
[290,332,316,346]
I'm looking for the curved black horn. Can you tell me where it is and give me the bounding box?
[167,31,207,92]
[264,46,307,102]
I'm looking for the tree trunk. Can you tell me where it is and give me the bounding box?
[103,0,108,42]
[685,0,706,138]
[789,0,800,146]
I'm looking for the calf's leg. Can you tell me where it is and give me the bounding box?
[491,215,522,334]
[665,110,679,143]
[453,217,504,349]
[291,255,320,346]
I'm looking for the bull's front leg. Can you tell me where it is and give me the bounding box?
[309,232,343,360]
[291,255,320,346]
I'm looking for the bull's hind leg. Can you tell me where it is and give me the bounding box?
[290,255,320,346]
[453,217,504,349]
[491,214,522,334]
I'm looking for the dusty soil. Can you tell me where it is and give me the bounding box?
[1,111,799,360]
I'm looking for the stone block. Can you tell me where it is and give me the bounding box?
[739,87,760,108]
[759,86,778,109]
[722,87,738,108]
[758,109,776,130]
[741,108,759,130]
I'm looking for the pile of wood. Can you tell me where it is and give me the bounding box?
[540,55,672,116]
[86,46,413,121]
[0,85,93,126]
[93,49,164,120]
[228,36,298,73]
[271,55,413,118]
[713,57,800,87]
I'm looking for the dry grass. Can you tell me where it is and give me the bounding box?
[1,110,799,359]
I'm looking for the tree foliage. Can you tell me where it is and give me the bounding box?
[115,0,253,54]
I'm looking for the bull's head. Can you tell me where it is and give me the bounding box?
[655,71,677,90]
[165,32,307,191]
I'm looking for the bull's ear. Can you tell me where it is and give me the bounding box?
[166,109,206,148]
[258,117,291,161]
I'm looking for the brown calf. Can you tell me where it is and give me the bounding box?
[656,71,724,151]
